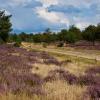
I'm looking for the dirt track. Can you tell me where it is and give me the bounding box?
[38,48,100,61]
[22,43,100,61]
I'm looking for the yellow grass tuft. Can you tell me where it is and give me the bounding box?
[43,80,87,100]
[32,63,59,77]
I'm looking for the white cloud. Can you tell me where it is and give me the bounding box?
[34,0,100,30]
[73,16,90,29]
[8,0,32,6]
[36,0,100,8]
[36,0,59,7]
[76,22,90,30]
[59,0,100,8]
[34,7,69,26]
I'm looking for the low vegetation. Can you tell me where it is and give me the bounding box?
[0,44,99,100]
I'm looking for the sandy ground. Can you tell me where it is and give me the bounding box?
[22,42,100,61]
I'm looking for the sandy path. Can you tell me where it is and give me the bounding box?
[22,43,100,61]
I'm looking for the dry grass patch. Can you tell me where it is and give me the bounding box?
[43,80,87,100]
[32,63,59,77]
[62,62,93,76]
[0,93,42,100]
[10,53,20,56]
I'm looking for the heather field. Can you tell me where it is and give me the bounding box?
[0,44,100,100]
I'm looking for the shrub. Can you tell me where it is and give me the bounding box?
[85,66,100,75]
[78,75,100,86]
[61,59,72,65]
[13,42,21,47]
[42,42,47,48]
[44,69,77,84]
[57,42,63,47]
[87,85,100,99]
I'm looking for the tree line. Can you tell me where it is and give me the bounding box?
[10,24,100,46]
[0,10,100,46]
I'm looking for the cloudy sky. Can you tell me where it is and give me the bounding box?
[0,0,100,33]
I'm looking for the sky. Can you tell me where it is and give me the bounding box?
[0,0,100,33]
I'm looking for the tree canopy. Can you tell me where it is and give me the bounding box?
[0,10,12,42]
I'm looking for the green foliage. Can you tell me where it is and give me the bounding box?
[42,42,48,48]
[0,37,4,44]
[7,24,100,46]
[45,28,51,34]
[10,34,21,43]
[58,27,80,44]
[69,25,81,40]
[66,32,78,43]
[82,25,97,45]
[95,23,100,41]
[58,29,68,42]
[9,34,22,47]
[0,10,12,43]
[13,42,21,47]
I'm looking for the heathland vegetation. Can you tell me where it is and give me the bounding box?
[0,10,100,100]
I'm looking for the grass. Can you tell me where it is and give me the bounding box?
[43,80,88,100]
[46,52,100,76]
[0,43,100,100]
[48,52,99,64]
[21,42,100,64]
[32,63,58,77]
[0,81,88,100]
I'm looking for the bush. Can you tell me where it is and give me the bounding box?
[14,42,21,47]
[87,85,100,99]
[0,38,4,44]
[57,42,63,47]
[42,42,47,48]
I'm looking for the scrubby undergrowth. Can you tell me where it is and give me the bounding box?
[0,44,99,100]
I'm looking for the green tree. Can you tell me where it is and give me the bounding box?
[10,34,21,43]
[82,25,96,45]
[19,32,27,41]
[66,32,78,43]
[95,23,100,41]
[45,28,51,34]
[58,29,68,42]
[41,28,52,43]
[69,25,81,40]
[0,10,12,42]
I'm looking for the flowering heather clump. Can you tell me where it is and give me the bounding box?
[44,69,77,84]
[82,66,100,99]
[85,66,100,75]
[0,44,50,95]
[43,58,61,66]
[87,85,100,99]
[40,52,61,66]
[61,60,72,65]
[40,52,53,59]
[78,75,100,86]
